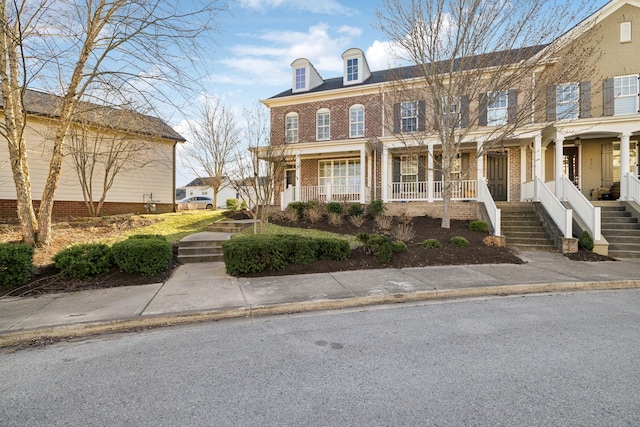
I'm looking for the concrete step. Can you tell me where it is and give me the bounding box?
[506,237,556,246]
[608,250,640,258]
[177,253,225,263]
[178,246,223,256]
[602,223,640,230]
[206,220,254,232]
[507,243,558,252]
[604,235,640,244]
[600,216,638,224]
[501,230,551,239]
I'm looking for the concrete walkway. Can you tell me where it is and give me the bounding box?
[1,251,640,347]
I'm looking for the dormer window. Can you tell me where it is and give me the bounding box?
[342,48,371,86]
[347,58,358,82]
[291,58,323,93]
[295,68,306,90]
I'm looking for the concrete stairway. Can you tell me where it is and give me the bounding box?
[496,202,557,251]
[594,202,640,258]
[177,220,254,263]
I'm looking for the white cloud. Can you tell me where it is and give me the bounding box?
[365,40,407,71]
[237,0,357,15]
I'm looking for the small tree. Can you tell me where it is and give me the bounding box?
[229,102,288,234]
[377,0,599,228]
[181,98,241,209]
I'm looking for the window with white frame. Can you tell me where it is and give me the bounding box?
[349,105,364,138]
[318,159,361,194]
[285,113,298,143]
[487,91,508,126]
[400,155,418,187]
[443,97,461,127]
[620,21,632,43]
[347,58,358,82]
[614,75,639,116]
[295,68,306,90]
[316,109,330,140]
[556,83,579,119]
[401,101,418,132]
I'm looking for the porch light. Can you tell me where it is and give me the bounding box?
[487,144,509,158]
[574,136,581,146]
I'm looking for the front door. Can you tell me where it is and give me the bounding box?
[285,169,296,189]
[487,154,508,201]
[563,147,579,186]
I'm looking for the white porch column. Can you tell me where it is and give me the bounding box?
[555,135,564,198]
[427,142,435,202]
[381,146,389,202]
[533,133,542,180]
[476,139,484,181]
[620,133,631,200]
[295,153,301,202]
[360,148,366,204]
[520,146,527,184]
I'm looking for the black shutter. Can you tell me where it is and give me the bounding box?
[392,156,400,183]
[603,78,614,116]
[433,154,443,181]
[546,85,556,121]
[418,155,426,182]
[478,93,488,126]
[579,81,591,118]
[418,100,426,131]
[460,95,469,128]
[507,89,518,124]
[393,103,400,133]
[433,98,440,131]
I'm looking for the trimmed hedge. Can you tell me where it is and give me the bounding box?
[578,230,594,251]
[422,239,442,249]
[367,199,385,219]
[347,203,364,217]
[53,243,112,279]
[356,233,406,263]
[222,234,350,276]
[449,236,470,247]
[0,243,35,287]
[469,220,489,232]
[111,235,172,275]
[326,202,344,214]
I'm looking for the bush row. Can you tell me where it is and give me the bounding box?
[356,233,407,263]
[222,234,350,276]
[53,234,172,279]
[288,199,385,220]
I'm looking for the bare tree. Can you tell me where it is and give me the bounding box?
[181,98,241,209]
[67,108,163,217]
[377,0,599,228]
[0,0,223,245]
[229,102,287,235]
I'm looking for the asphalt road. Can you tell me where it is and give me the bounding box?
[2,290,640,426]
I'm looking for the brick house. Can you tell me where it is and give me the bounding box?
[0,89,185,219]
[261,0,640,257]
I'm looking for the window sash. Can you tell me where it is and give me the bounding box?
[614,76,638,115]
[350,107,364,137]
[401,101,418,132]
[295,68,306,90]
[487,91,508,126]
[285,115,298,143]
[347,58,358,81]
[316,111,330,140]
[318,159,361,189]
[556,83,579,119]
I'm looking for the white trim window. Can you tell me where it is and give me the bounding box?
[400,155,418,185]
[443,96,461,127]
[349,104,364,138]
[556,83,579,120]
[295,67,306,90]
[347,58,359,82]
[318,159,361,193]
[401,101,418,132]
[285,113,298,143]
[620,21,632,43]
[316,109,330,141]
[487,91,508,126]
[614,75,639,116]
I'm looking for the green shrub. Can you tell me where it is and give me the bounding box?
[53,243,112,279]
[326,202,344,215]
[347,203,364,217]
[367,199,385,219]
[226,198,240,211]
[222,234,349,276]
[422,239,442,249]
[111,235,172,275]
[128,234,166,240]
[358,233,405,263]
[287,201,309,220]
[0,243,35,287]
[449,236,470,247]
[469,220,489,232]
[578,230,594,251]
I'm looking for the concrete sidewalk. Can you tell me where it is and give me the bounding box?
[1,251,640,347]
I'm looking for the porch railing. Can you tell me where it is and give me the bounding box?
[628,174,640,204]
[299,184,370,203]
[554,176,601,240]
[522,178,572,238]
[477,177,500,236]
[388,180,477,201]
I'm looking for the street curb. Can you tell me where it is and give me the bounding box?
[2,280,639,349]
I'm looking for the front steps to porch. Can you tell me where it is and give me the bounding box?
[594,202,640,258]
[496,202,557,252]
[177,220,254,263]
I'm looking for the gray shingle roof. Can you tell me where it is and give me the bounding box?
[1,89,185,141]
[269,45,547,100]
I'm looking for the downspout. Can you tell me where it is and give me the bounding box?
[173,141,178,212]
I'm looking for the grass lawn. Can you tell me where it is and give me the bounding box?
[117,210,227,243]
[236,222,359,247]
